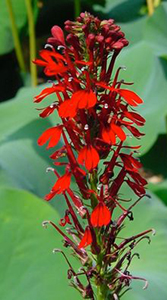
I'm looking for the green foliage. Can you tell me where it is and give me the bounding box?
[0,84,67,215]
[0,0,38,55]
[0,188,80,300]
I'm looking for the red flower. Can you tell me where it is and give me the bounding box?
[39,104,57,118]
[78,226,92,249]
[59,211,72,226]
[45,172,72,201]
[90,202,111,227]
[72,90,97,109]
[78,145,99,171]
[126,179,145,197]
[33,50,67,76]
[34,85,64,103]
[59,90,97,118]
[120,153,142,172]
[117,89,143,106]
[47,25,65,46]
[38,126,62,149]
[102,124,126,144]
[124,111,145,126]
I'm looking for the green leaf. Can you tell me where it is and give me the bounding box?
[0,0,38,55]
[0,84,67,214]
[144,3,167,56]
[114,42,167,154]
[0,187,79,300]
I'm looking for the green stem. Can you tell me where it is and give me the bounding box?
[6,0,26,72]
[97,286,104,300]
[146,0,154,16]
[74,0,81,18]
[25,0,37,86]
[154,0,161,7]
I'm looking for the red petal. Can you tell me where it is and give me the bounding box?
[118,89,143,106]
[59,99,77,118]
[34,86,64,103]
[127,125,145,138]
[52,172,71,194]
[49,25,65,45]
[90,202,111,227]
[102,127,116,144]
[111,124,126,141]
[39,106,55,118]
[72,90,97,110]
[78,227,92,249]
[124,111,145,126]
[78,145,99,171]
[38,126,62,148]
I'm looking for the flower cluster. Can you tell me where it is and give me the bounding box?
[34,12,153,300]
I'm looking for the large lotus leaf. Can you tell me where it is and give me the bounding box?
[114,41,167,154]
[148,180,167,206]
[94,0,145,22]
[0,0,38,55]
[0,84,58,142]
[0,84,67,213]
[144,3,167,56]
[0,187,80,300]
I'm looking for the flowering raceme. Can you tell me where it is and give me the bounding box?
[34,12,154,300]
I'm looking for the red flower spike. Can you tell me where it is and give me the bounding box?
[117,89,143,106]
[78,226,92,249]
[78,145,99,171]
[90,202,111,227]
[34,86,64,103]
[38,126,62,149]
[52,172,71,194]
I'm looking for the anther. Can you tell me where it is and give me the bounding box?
[57,45,65,50]
[42,220,50,228]
[44,44,54,50]
[52,248,62,253]
[46,167,55,172]
[84,124,89,130]
[152,228,156,236]
[104,103,108,109]
[68,77,73,82]
[121,66,127,71]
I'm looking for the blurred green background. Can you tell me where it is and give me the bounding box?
[0,0,167,299]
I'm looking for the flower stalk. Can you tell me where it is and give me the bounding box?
[6,0,26,72]
[33,12,152,299]
[25,0,37,86]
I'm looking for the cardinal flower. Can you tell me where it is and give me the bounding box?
[45,172,72,201]
[34,85,64,103]
[90,202,111,227]
[38,125,63,149]
[78,145,99,171]
[102,123,126,144]
[33,50,67,76]
[78,226,92,249]
[59,89,97,118]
